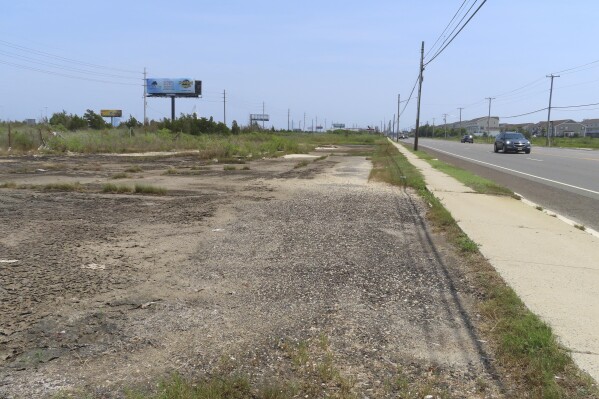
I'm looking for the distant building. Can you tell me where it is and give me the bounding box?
[532,119,574,136]
[554,121,586,137]
[582,119,599,138]
[458,116,500,136]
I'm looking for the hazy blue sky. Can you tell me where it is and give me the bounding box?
[2,0,599,130]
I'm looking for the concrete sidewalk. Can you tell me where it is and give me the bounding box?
[391,140,599,383]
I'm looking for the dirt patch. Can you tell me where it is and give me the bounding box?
[0,149,506,397]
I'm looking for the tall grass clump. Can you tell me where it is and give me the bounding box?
[134,183,167,195]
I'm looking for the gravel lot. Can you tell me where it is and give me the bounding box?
[0,148,505,398]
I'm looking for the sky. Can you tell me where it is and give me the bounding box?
[2,0,599,131]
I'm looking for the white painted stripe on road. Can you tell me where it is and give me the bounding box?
[527,158,543,162]
[419,144,599,196]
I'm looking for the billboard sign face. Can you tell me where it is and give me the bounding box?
[100,109,123,117]
[250,114,270,121]
[332,123,345,129]
[146,78,199,96]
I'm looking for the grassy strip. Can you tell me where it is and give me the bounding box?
[408,146,514,197]
[371,141,599,397]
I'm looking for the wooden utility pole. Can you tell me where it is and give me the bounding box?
[223,90,226,126]
[396,94,401,142]
[486,97,495,135]
[414,41,424,151]
[8,123,12,149]
[546,74,559,147]
[443,113,448,138]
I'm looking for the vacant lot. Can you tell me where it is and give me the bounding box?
[0,147,505,398]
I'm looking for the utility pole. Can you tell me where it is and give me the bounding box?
[143,67,147,127]
[458,107,464,133]
[316,116,318,132]
[262,102,265,130]
[486,97,495,136]
[392,114,396,138]
[443,113,448,138]
[287,108,290,131]
[223,90,226,126]
[303,112,306,132]
[546,74,560,147]
[414,41,425,151]
[396,94,401,142]
[432,118,435,137]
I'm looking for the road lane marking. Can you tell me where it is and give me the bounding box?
[418,144,599,196]
[526,158,543,161]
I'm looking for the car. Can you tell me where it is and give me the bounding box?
[460,134,473,143]
[494,132,531,154]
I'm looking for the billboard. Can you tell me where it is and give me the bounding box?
[250,114,270,121]
[332,123,345,129]
[146,78,201,97]
[100,110,123,117]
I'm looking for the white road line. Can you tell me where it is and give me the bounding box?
[527,158,543,162]
[419,144,599,196]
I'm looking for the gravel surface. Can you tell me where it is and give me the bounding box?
[0,149,505,398]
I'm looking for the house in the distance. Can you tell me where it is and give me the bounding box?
[582,119,599,138]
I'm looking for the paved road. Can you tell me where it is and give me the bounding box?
[403,138,599,231]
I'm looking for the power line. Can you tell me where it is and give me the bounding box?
[425,0,487,66]
[499,107,548,119]
[0,50,138,80]
[424,0,470,59]
[0,59,140,86]
[0,39,140,74]
[554,101,599,109]
[399,76,420,117]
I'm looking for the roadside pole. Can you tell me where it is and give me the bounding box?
[414,41,424,151]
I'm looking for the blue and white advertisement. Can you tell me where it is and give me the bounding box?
[146,78,196,95]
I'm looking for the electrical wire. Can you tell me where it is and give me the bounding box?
[498,107,548,119]
[399,76,420,117]
[554,101,599,109]
[0,50,138,80]
[424,0,488,66]
[0,39,140,74]
[424,0,471,59]
[0,59,141,86]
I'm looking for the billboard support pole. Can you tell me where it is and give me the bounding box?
[171,96,175,122]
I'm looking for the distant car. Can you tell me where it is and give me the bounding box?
[460,134,473,143]
[494,132,531,154]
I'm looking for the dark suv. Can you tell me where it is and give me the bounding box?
[460,134,473,143]
[494,132,531,154]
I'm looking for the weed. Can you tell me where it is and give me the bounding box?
[314,155,328,162]
[42,182,83,192]
[134,184,167,195]
[241,166,251,170]
[536,206,543,211]
[0,181,17,188]
[574,224,586,231]
[223,165,237,171]
[294,160,310,169]
[124,165,143,173]
[110,172,129,179]
[456,233,479,253]
[102,183,132,193]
